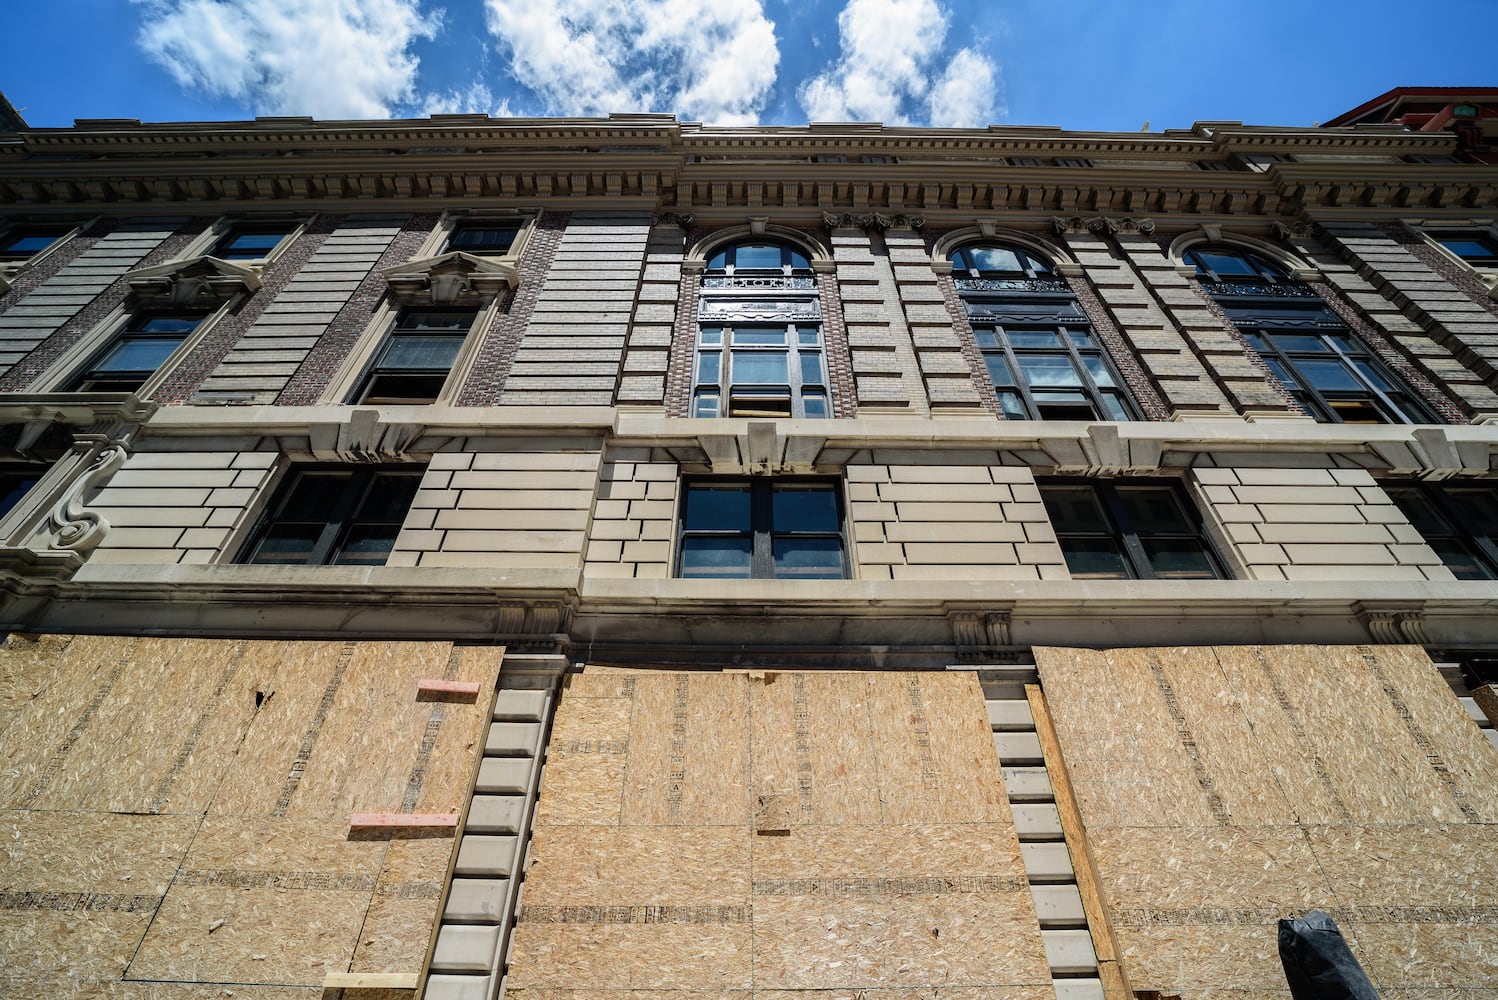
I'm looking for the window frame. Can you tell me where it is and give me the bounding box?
[350,307,480,404]
[676,477,848,580]
[1383,482,1498,581]
[443,220,524,257]
[973,321,1138,421]
[236,464,425,567]
[207,220,303,264]
[0,224,76,265]
[690,320,829,419]
[63,312,205,393]
[1039,478,1228,581]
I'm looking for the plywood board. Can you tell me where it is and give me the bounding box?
[1303,824,1498,910]
[513,667,1040,997]
[0,809,197,894]
[0,633,75,736]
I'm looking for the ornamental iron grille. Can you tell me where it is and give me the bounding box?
[951,243,1137,421]
[1190,245,1436,424]
[693,240,828,418]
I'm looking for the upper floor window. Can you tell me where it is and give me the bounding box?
[677,478,846,580]
[1430,231,1498,269]
[352,309,476,404]
[1384,482,1498,580]
[211,222,297,262]
[950,242,1138,421]
[1040,480,1227,581]
[445,222,522,256]
[693,237,830,418]
[0,225,71,264]
[1189,243,1436,424]
[66,314,201,393]
[0,464,45,519]
[238,464,423,566]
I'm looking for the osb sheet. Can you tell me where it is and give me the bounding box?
[511,667,1045,996]
[0,635,499,997]
[504,991,1055,1000]
[1036,644,1498,1000]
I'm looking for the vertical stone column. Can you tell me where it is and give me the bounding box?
[884,222,986,411]
[1059,221,1240,420]
[826,217,929,415]
[1307,219,1498,420]
[617,219,686,408]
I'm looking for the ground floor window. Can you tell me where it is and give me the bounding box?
[677,478,845,579]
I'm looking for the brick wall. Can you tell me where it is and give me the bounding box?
[847,460,1066,581]
[581,453,678,579]
[888,228,985,410]
[197,217,402,402]
[1192,466,1453,582]
[389,449,602,569]
[85,448,277,564]
[831,227,929,413]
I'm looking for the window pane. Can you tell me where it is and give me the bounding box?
[773,537,843,578]
[985,354,1015,387]
[1007,330,1062,349]
[96,337,183,372]
[1,234,57,254]
[1142,538,1219,579]
[449,225,519,252]
[1042,487,1111,533]
[1386,488,1449,534]
[973,328,1001,349]
[381,335,465,369]
[697,351,720,384]
[707,251,728,271]
[1101,393,1132,422]
[1263,357,1299,389]
[357,474,422,522]
[333,524,400,565]
[773,486,840,532]
[1058,538,1131,578]
[967,247,1023,273]
[997,391,1028,419]
[1428,538,1493,581]
[693,392,719,417]
[1017,355,1083,388]
[1296,359,1364,391]
[680,537,753,578]
[246,523,323,564]
[682,485,751,531]
[802,393,828,418]
[1265,334,1331,353]
[1193,250,1257,276]
[1117,487,1193,533]
[1066,329,1096,348]
[1437,238,1497,259]
[1350,359,1394,391]
[733,327,786,346]
[735,244,783,269]
[800,352,824,386]
[1446,489,1498,533]
[280,473,350,519]
[1082,355,1115,387]
[219,231,285,258]
[700,327,724,346]
[135,316,201,334]
[731,352,788,384]
[797,325,820,346]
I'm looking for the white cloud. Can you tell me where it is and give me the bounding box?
[483,0,779,125]
[135,0,443,119]
[798,0,1001,127]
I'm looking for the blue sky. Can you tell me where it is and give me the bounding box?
[4,0,1495,132]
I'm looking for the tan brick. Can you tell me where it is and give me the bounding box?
[904,542,1018,565]
[1255,523,1393,544]
[884,521,1026,543]
[876,483,1007,503]
[1281,543,1397,565]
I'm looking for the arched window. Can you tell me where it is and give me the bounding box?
[1188,244,1436,424]
[949,242,1137,421]
[693,238,828,418]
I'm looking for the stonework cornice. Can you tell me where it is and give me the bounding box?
[382,250,517,306]
[125,255,261,305]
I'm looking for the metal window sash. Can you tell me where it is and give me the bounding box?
[1426,487,1498,580]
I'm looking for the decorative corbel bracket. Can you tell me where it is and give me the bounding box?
[125,256,261,306]
[693,424,826,475]
[1353,602,1429,645]
[308,408,426,462]
[48,438,131,555]
[947,605,1014,661]
[382,250,517,307]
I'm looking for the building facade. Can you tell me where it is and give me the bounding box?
[1,88,1497,1000]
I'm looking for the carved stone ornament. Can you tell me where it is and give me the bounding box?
[948,607,1013,661]
[1355,603,1429,644]
[48,442,129,554]
[308,408,425,462]
[1099,217,1156,235]
[1272,220,1316,240]
[823,212,923,233]
[125,256,261,306]
[1052,217,1092,235]
[653,213,694,229]
[382,250,517,306]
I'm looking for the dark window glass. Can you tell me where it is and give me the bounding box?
[447,222,522,255]
[949,244,1053,278]
[1385,483,1498,581]
[0,465,44,519]
[1432,232,1498,267]
[973,323,1137,421]
[0,226,71,263]
[1040,480,1226,581]
[353,309,474,404]
[678,479,846,580]
[213,225,295,260]
[705,242,811,273]
[1242,327,1434,424]
[67,314,200,393]
[239,465,424,567]
[1184,245,1295,287]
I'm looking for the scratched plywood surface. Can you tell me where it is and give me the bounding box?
[1036,644,1498,1000]
[510,667,1046,995]
[0,635,498,997]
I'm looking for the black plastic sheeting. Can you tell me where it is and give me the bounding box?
[1278,909,1381,1000]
